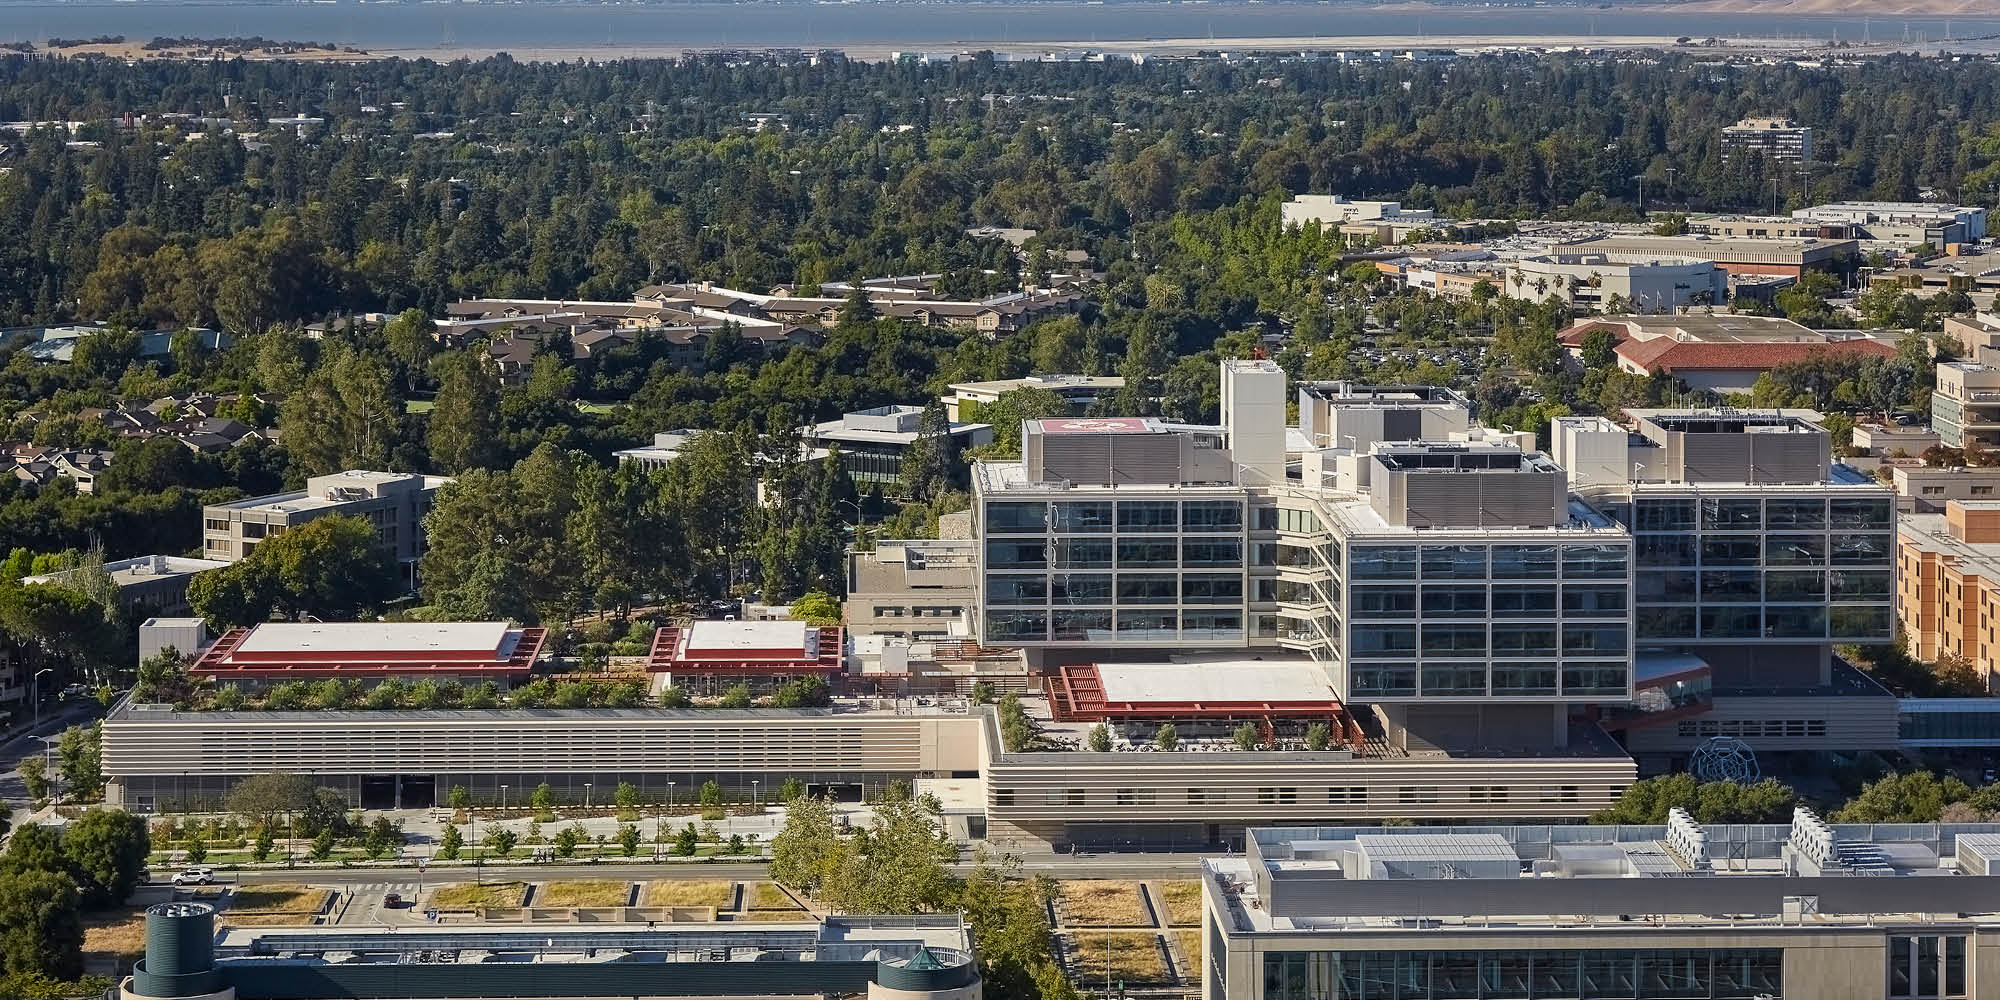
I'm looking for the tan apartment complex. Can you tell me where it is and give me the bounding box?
[1896,499,2000,690]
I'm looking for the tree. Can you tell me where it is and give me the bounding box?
[1591,775,1797,825]
[1086,723,1112,753]
[190,515,402,628]
[362,817,402,860]
[438,824,464,861]
[449,785,471,812]
[531,783,555,819]
[484,827,518,859]
[770,792,845,896]
[428,350,501,473]
[778,778,805,801]
[770,675,831,709]
[553,824,582,859]
[61,808,150,908]
[837,282,878,327]
[278,341,406,477]
[699,780,724,807]
[0,868,83,980]
[1834,771,1974,823]
[1154,723,1179,751]
[17,757,48,801]
[252,827,275,863]
[618,823,642,857]
[56,723,101,801]
[183,837,207,865]
[309,829,336,861]
[674,823,700,857]
[899,400,961,501]
[718,683,753,709]
[1,825,70,880]
[227,771,319,827]
[1232,722,1261,750]
[790,591,841,625]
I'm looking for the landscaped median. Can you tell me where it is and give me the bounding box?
[427,882,530,911]
[1058,880,1151,927]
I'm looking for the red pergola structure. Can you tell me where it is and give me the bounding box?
[1046,663,1360,747]
[190,624,546,680]
[645,624,845,675]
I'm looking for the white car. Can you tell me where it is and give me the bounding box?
[171,868,215,886]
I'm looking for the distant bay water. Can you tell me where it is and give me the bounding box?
[0,3,1996,57]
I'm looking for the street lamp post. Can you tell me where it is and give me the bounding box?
[752,780,760,808]
[584,783,593,812]
[31,667,53,730]
[667,781,676,814]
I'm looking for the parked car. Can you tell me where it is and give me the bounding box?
[382,892,404,908]
[172,868,214,886]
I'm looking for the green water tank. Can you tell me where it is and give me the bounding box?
[131,902,222,999]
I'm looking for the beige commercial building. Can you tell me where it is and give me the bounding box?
[1203,815,2000,1000]
[845,539,977,641]
[201,470,449,568]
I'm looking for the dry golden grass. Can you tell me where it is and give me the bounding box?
[535,881,633,907]
[639,879,734,908]
[220,912,321,926]
[1157,880,1204,927]
[429,882,529,909]
[748,882,804,911]
[1059,880,1150,927]
[82,907,148,967]
[1175,931,1202,972]
[229,885,333,914]
[1066,931,1169,984]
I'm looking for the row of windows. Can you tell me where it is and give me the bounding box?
[1351,661,1628,698]
[1351,624,1628,658]
[1350,544,1628,581]
[994,783,1586,808]
[985,573,1250,605]
[1635,533,1891,567]
[1259,948,1783,1000]
[1351,585,1628,619]
[1633,495,1892,531]
[985,538,1244,569]
[1637,605,1892,640]
[1675,718,1830,740]
[984,610,1245,642]
[1636,569,1892,603]
[984,500,1246,534]
[1900,710,2000,742]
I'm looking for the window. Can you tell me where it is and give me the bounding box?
[1182,611,1243,639]
[1702,497,1762,529]
[1766,535,1826,566]
[242,522,268,539]
[1254,506,1280,531]
[1492,624,1559,656]
[1182,574,1244,604]
[1832,605,1893,638]
[1252,542,1278,566]
[1117,539,1179,568]
[1765,606,1827,638]
[1700,537,1761,566]
[1561,544,1628,579]
[1421,624,1486,656]
[1765,498,1825,528]
[1700,570,1762,602]
[1493,664,1559,695]
[1115,788,1155,806]
[1420,545,1486,579]
[1351,546,1417,580]
[873,606,906,617]
[1637,534,1696,566]
[1052,575,1112,603]
[1422,665,1487,696]
[1637,607,1697,639]
[984,611,1046,641]
[985,539,1046,570]
[993,789,1014,806]
[1052,611,1113,641]
[1831,569,1892,600]
[1635,498,1696,531]
[1182,537,1242,567]
[1116,501,1177,532]
[1562,625,1627,655]
[1491,545,1558,579]
[1256,787,1297,805]
[987,576,1048,605]
[1562,586,1627,618]
[1067,789,1086,806]
[203,518,230,532]
[1491,585,1558,617]
[1352,624,1417,656]
[1701,606,1761,638]
[1351,586,1417,619]
[1830,496,1894,529]
[1351,663,1416,696]
[1053,539,1113,568]
[1832,533,1891,565]
[1115,575,1177,604]
[1421,586,1486,617]
[1328,787,1365,804]
[1277,507,1321,533]
[984,502,1047,533]
[1050,501,1112,533]
[1184,500,1243,531]
[1115,611,1177,640]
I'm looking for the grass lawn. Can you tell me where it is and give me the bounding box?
[82,907,148,968]
[1174,931,1201,974]
[1066,931,1170,984]
[536,881,633,907]
[1060,880,1151,927]
[1157,880,1204,927]
[429,882,529,910]
[405,400,435,413]
[229,885,333,914]
[747,882,804,912]
[640,879,734,908]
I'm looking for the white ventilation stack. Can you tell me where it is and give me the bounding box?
[1786,806,1839,876]
[1664,807,1711,872]
[1221,359,1287,487]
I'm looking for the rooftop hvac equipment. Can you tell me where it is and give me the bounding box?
[1664,807,1712,872]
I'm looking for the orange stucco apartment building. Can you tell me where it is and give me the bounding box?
[1897,499,2000,690]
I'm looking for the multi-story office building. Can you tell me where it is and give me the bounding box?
[1555,411,1900,769]
[1719,116,1814,162]
[201,470,449,569]
[1933,361,2000,451]
[1794,201,1989,244]
[1503,252,1726,314]
[845,539,977,640]
[807,406,993,492]
[1202,813,2000,1000]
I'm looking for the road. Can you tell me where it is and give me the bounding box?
[0,699,103,830]
[172,852,1207,887]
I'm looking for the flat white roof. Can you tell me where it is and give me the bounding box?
[235,622,511,655]
[685,619,812,653]
[1094,660,1333,704]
